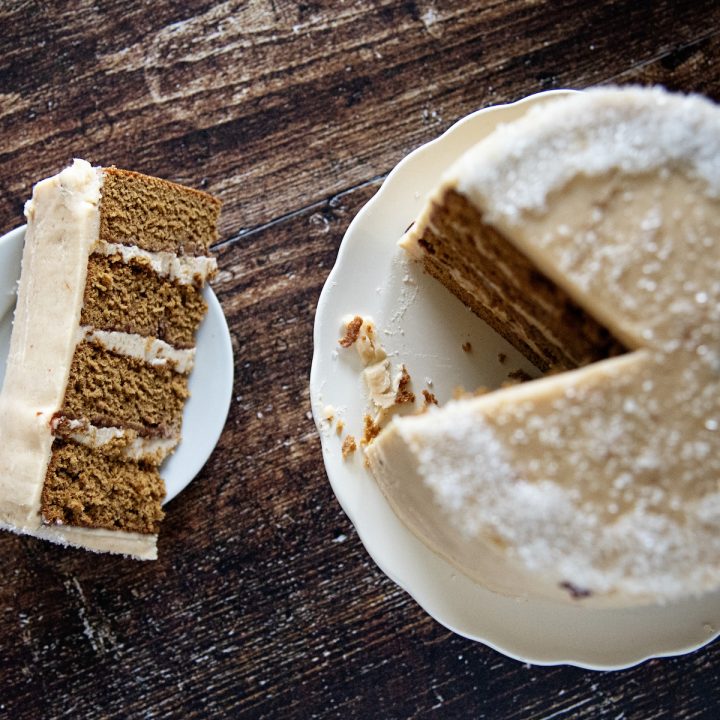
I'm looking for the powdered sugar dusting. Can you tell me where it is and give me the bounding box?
[393,351,720,600]
[455,87,720,223]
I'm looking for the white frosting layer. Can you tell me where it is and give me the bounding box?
[51,418,179,463]
[0,520,157,560]
[94,241,217,285]
[79,326,195,373]
[452,87,720,225]
[0,159,100,530]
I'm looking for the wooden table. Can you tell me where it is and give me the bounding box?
[1,2,719,717]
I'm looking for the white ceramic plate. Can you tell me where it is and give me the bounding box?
[0,225,233,504]
[310,90,720,670]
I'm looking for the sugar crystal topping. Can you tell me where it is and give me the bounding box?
[455,87,720,224]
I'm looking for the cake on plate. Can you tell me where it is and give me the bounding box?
[365,87,720,606]
[0,159,220,559]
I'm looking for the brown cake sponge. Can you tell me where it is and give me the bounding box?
[61,343,189,433]
[41,441,165,533]
[82,255,208,349]
[99,168,221,256]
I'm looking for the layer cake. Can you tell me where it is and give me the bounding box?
[365,87,720,606]
[0,160,220,559]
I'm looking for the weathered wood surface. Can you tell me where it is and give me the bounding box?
[1,1,719,718]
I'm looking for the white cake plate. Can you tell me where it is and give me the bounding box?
[0,224,233,504]
[309,90,720,670]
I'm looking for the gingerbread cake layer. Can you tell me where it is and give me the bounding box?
[82,254,208,349]
[41,441,165,534]
[61,342,189,433]
[99,167,220,256]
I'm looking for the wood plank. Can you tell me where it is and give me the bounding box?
[609,31,720,94]
[1,1,719,240]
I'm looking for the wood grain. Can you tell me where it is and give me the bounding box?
[1,1,719,718]
[1,1,719,238]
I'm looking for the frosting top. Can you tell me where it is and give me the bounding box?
[453,87,720,224]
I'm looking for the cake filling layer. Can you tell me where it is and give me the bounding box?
[61,342,188,432]
[81,254,207,349]
[41,441,165,534]
[99,167,221,256]
[93,241,217,286]
[51,417,179,463]
[78,327,195,373]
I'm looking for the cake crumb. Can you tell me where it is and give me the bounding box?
[361,414,382,446]
[353,318,385,365]
[339,316,363,348]
[341,435,357,459]
[498,352,507,364]
[559,581,593,600]
[363,358,395,409]
[422,389,438,407]
[394,365,416,405]
[322,405,335,423]
[462,341,472,353]
[336,419,345,435]
[503,369,533,387]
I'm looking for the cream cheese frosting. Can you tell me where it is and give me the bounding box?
[0,159,101,533]
[50,418,180,464]
[93,241,217,286]
[78,326,196,373]
[370,87,720,606]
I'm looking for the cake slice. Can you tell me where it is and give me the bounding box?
[366,87,720,605]
[0,160,220,559]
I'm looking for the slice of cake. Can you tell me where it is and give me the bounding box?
[366,87,720,606]
[0,159,220,559]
